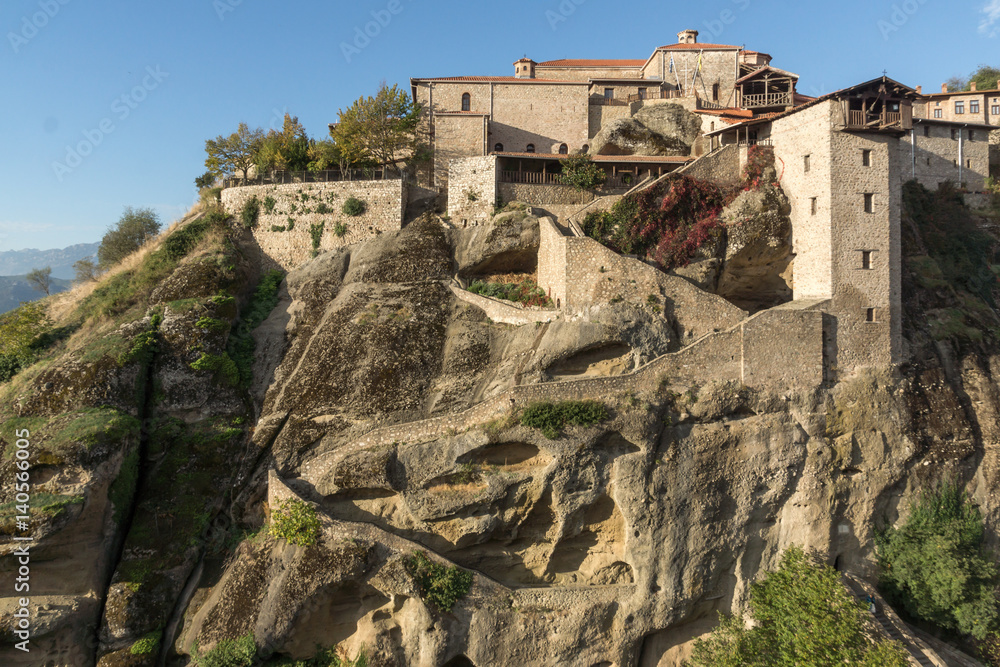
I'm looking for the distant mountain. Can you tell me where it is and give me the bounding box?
[0,275,72,315]
[0,243,100,280]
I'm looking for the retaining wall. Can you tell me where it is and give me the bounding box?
[222,179,407,271]
[449,285,560,326]
[448,156,497,226]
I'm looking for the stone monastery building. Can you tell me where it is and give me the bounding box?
[406,29,999,377]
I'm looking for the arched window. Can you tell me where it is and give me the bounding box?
[461,93,471,112]
[558,143,569,154]
[582,144,590,152]
[526,144,535,153]
[494,143,504,152]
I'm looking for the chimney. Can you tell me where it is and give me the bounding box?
[941,83,948,93]
[916,85,922,94]
[677,29,699,44]
[971,81,978,92]
[997,79,1000,90]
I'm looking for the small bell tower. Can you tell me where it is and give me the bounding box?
[514,57,536,79]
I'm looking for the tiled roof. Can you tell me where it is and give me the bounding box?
[494,152,693,163]
[657,43,741,51]
[735,65,799,84]
[536,59,647,68]
[412,76,579,83]
[695,108,754,118]
[921,88,1000,98]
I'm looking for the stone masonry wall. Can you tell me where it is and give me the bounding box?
[676,144,741,185]
[642,50,741,107]
[900,125,991,192]
[449,286,559,326]
[770,101,835,301]
[498,183,598,207]
[222,180,406,271]
[537,217,746,341]
[449,156,498,226]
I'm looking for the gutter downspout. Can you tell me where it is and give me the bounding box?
[959,126,964,187]
[911,129,916,181]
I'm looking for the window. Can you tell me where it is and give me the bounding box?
[604,88,614,100]
[923,125,930,137]
[926,157,931,165]
[558,143,569,155]
[951,128,958,140]
[494,143,504,152]
[955,101,965,114]
[934,108,943,118]
[970,100,980,114]
[862,149,872,167]
[864,193,875,213]
[803,155,811,172]
[526,144,535,153]
[712,83,720,102]
[461,93,471,112]
[861,250,873,270]
[866,308,877,323]
[967,159,973,168]
[810,198,818,215]
[993,104,1000,116]
[638,87,647,99]
[582,144,590,152]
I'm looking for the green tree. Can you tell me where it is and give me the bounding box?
[876,481,999,640]
[331,82,425,178]
[0,301,51,382]
[195,171,216,189]
[558,154,607,190]
[73,258,99,284]
[307,138,341,172]
[25,266,52,296]
[688,546,910,667]
[98,206,162,268]
[946,65,1000,92]
[255,114,312,174]
[205,122,265,181]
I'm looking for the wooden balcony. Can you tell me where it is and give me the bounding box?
[590,97,629,107]
[741,92,793,108]
[626,90,690,103]
[845,109,910,131]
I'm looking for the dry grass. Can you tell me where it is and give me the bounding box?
[46,202,208,324]
[475,271,537,285]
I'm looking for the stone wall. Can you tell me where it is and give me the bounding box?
[498,183,599,207]
[535,65,645,82]
[676,144,741,185]
[448,156,498,226]
[221,180,406,271]
[491,82,591,155]
[433,113,488,187]
[770,101,835,301]
[900,124,991,192]
[449,286,560,326]
[642,50,741,107]
[588,103,638,140]
[537,217,746,341]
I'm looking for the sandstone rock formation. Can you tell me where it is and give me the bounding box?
[590,105,702,157]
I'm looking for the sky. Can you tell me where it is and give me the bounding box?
[0,0,997,252]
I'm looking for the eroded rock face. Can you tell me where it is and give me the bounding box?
[591,104,703,157]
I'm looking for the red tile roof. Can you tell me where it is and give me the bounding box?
[411,76,586,85]
[536,59,647,68]
[494,152,693,163]
[922,88,1000,97]
[657,43,741,50]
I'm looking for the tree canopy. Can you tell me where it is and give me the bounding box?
[946,65,1000,92]
[205,122,264,181]
[688,546,909,667]
[876,481,999,640]
[98,206,162,268]
[330,82,426,177]
[255,114,311,174]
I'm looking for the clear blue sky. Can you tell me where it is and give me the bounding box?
[0,0,996,251]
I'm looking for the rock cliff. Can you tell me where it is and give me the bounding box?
[1,187,999,666]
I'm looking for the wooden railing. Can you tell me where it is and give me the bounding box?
[626,90,690,103]
[590,97,629,106]
[223,168,402,189]
[845,110,905,130]
[741,92,792,108]
[500,171,640,189]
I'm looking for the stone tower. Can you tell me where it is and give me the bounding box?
[677,29,699,44]
[514,57,536,79]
